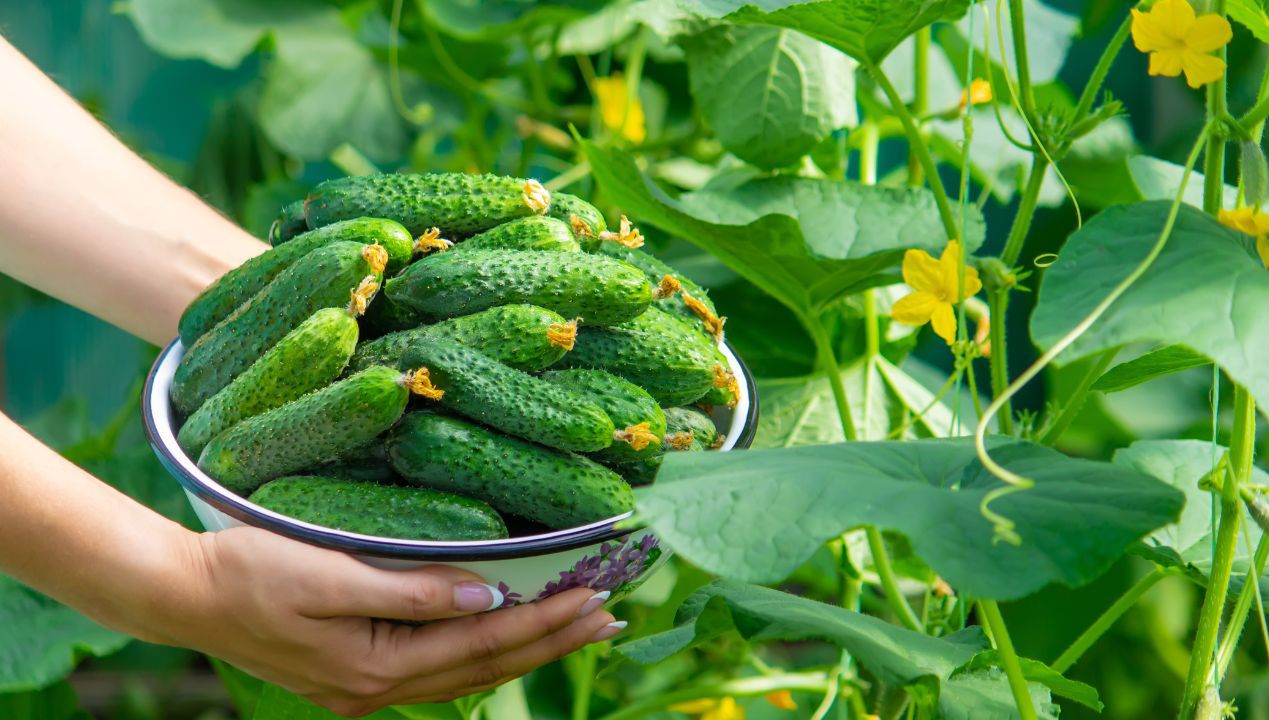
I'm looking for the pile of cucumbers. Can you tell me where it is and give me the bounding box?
[171,172,738,541]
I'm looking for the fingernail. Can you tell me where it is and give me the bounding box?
[577,590,611,618]
[590,620,626,643]
[454,582,503,612]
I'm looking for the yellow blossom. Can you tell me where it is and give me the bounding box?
[593,74,647,144]
[1218,207,1269,268]
[765,690,797,710]
[891,240,982,345]
[958,78,993,110]
[670,697,745,720]
[1130,0,1232,88]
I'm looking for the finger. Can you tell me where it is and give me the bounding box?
[373,587,603,678]
[385,609,622,706]
[298,558,504,621]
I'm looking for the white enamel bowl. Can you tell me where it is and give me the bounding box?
[142,340,757,606]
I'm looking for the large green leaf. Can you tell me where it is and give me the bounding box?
[636,437,1183,599]
[958,651,1102,711]
[1229,0,1269,43]
[0,576,131,692]
[675,0,973,64]
[126,0,319,68]
[582,140,981,318]
[1091,345,1209,394]
[1030,201,1269,408]
[684,26,856,169]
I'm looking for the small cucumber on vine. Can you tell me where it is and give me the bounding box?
[540,368,665,463]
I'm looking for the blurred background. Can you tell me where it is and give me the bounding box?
[1,0,1267,717]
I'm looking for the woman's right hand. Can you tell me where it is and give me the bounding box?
[161,526,622,717]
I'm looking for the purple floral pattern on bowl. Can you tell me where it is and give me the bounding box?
[495,534,662,607]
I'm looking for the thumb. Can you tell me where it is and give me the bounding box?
[301,555,504,621]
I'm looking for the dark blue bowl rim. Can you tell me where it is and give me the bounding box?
[142,339,759,561]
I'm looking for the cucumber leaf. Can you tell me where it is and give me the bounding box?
[635,437,1183,600]
[1091,345,1210,394]
[1228,0,1269,43]
[684,26,857,169]
[126,0,317,68]
[957,652,1102,712]
[1030,201,1269,409]
[582,140,982,319]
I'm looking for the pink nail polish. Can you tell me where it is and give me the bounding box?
[454,582,502,612]
[577,591,611,618]
[590,620,626,643]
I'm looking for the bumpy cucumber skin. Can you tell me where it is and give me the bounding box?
[177,308,358,457]
[305,173,543,236]
[249,476,507,540]
[172,241,383,416]
[540,369,666,463]
[350,304,569,373]
[612,406,720,486]
[198,366,409,496]
[547,193,607,251]
[598,244,720,339]
[269,200,309,245]
[178,219,409,347]
[454,216,580,254]
[386,248,651,326]
[564,306,715,406]
[700,346,739,408]
[388,412,633,529]
[400,338,613,453]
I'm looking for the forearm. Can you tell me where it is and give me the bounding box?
[0,412,200,643]
[0,37,266,345]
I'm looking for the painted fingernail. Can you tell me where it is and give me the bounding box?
[590,620,627,643]
[454,582,503,612]
[577,590,611,618]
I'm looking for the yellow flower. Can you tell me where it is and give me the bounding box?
[958,78,993,110]
[1130,0,1232,89]
[891,240,982,345]
[670,697,745,720]
[765,690,797,710]
[593,74,647,144]
[1218,207,1269,268]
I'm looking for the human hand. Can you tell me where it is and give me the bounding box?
[164,526,621,717]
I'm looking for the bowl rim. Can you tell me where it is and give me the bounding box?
[142,337,758,560]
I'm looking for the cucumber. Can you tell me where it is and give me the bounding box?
[388,412,633,529]
[700,354,740,409]
[249,476,507,540]
[563,306,716,406]
[269,200,309,245]
[540,369,665,463]
[304,172,551,236]
[172,242,387,416]
[546,192,606,251]
[303,442,399,485]
[178,219,411,346]
[598,244,725,343]
[197,366,419,496]
[398,338,614,453]
[612,406,720,486]
[177,285,372,456]
[386,248,652,326]
[349,304,573,373]
[452,216,580,254]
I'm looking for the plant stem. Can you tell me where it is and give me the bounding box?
[1052,567,1170,673]
[864,291,880,359]
[569,644,597,720]
[866,526,923,632]
[1071,14,1131,123]
[808,317,858,442]
[986,292,1012,435]
[1038,349,1117,446]
[1007,0,1038,124]
[1239,84,1269,132]
[979,600,1037,720]
[868,63,960,240]
[909,27,931,186]
[594,673,833,720]
[1000,158,1049,267]
[1215,534,1269,681]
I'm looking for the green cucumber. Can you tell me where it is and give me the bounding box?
[563,306,716,406]
[269,200,309,245]
[197,366,415,495]
[304,172,551,236]
[388,412,633,529]
[598,244,724,342]
[547,192,606,251]
[177,299,366,456]
[249,476,507,540]
[386,248,651,326]
[172,242,387,416]
[399,338,614,453]
[540,369,665,463]
[700,350,740,409]
[178,218,409,347]
[612,406,720,486]
[349,304,573,373]
[451,216,580,254]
